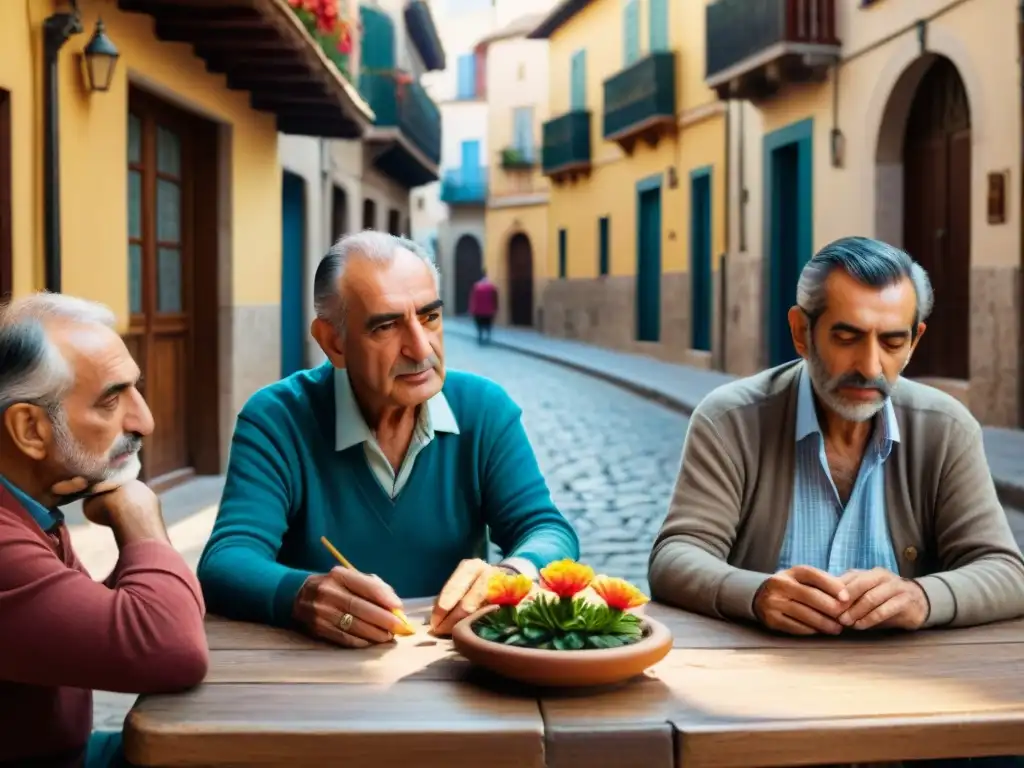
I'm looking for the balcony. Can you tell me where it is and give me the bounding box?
[541,111,591,184]
[603,51,676,152]
[360,73,442,187]
[500,146,537,171]
[440,167,488,206]
[705,0,840,102]
[132,0,372,138]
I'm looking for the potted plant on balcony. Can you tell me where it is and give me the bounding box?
[286,0,353,80]
[451,559,672,687]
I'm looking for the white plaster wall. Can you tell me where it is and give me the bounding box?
[441,100,489,169]
[485,34,550,165]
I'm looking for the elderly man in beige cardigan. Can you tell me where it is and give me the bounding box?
[649,236,1024,636]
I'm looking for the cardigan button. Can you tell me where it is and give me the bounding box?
[903,546,918,562]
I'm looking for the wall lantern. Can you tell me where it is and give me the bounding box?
[82,18,119,92]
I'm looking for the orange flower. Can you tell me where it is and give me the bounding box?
[591,576,649,611]
[486,571,533,607]
[540,559,594,598]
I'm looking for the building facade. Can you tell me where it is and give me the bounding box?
[482,14,553,328]
[530,0,728,368]
[714,0,1021,428]
[0,0,369,488]
[279,0,445,372]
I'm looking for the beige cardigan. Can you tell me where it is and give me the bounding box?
[648,360,1024,629]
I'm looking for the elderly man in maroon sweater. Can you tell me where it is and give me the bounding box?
[0,293,209,767]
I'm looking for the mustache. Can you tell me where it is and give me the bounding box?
[828,371,892,397]
[109,433,143,460]
[391,353,440,376]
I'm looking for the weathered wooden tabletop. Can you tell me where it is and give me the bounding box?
[123,598,1024,768]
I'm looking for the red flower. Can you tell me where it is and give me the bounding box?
[539,559,594,599]
[486,572,533,607]
[590,576,649,611]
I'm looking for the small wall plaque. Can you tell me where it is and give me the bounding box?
[987,171,1008,225]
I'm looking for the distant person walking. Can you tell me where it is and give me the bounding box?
[468,272,498,345]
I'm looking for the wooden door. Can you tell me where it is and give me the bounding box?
[125,90,195,483]
[690,170,712,352]
[331,185,347,243]
[0,89,10,303]
[636,186,661,342]
[507,233,533,326]
[454,235,482,315]
[281,171,306,379]
[902,56,971,380]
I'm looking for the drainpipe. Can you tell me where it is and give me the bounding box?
[41,6,82,293]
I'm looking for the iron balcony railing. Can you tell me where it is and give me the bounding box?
[705,0,839,81]
[359,72,442,165]
[541,111,591,175]
[603,51,676,140]
[440,167,488,204]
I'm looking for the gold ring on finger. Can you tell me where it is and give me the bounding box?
[337,612,354,632]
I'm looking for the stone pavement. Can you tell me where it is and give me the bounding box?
[446,318,1024,513]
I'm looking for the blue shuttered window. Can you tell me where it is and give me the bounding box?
[456,53,476,99]
[648,0,668,51]
[623,0,640,65]
[569,50,586,111]
[512,107,533,160]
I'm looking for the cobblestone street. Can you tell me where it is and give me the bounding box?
[446,334,685,594]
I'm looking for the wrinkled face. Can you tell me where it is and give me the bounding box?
[789,269,925,423]
[332,249,446,409]
[44,321,154,488]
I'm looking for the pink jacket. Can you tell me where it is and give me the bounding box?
[469,279,498,318]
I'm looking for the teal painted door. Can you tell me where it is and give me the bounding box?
[636,187,661,342]
[690,172,712,351]
[768,141,809,366]
[570,50,586,110]
[281,171,306,378]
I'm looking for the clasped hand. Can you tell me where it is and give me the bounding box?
[753,565,929,636]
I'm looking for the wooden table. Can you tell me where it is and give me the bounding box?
[123,598,1024,768]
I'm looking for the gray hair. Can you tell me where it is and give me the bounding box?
[0,292,117,413]
[312,229,440,333]
[796,236,934,335]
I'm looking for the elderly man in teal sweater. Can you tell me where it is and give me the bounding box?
[197,231,579,646]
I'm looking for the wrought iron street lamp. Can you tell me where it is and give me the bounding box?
[82,18,119,93]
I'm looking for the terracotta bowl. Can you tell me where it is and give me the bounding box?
[451,608,673,688]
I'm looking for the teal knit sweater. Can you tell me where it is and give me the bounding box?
[196,363,580,628]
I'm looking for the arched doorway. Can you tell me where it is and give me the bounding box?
[507,233,534,326]
[454,234,482,315]
[884,55,971,380]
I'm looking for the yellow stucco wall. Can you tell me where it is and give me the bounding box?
[751,0,1019,269]
[545,0,726,281]
[0,0,281,327]
[484,202,549,322]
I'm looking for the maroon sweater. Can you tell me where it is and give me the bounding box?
[0,486,209,767]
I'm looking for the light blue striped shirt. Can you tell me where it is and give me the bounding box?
[776,367,901,576]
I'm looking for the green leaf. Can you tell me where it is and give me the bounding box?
[585,634,627,649]
[522,626,550,643]
[503,632,529,647]
[476,625,503,642]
